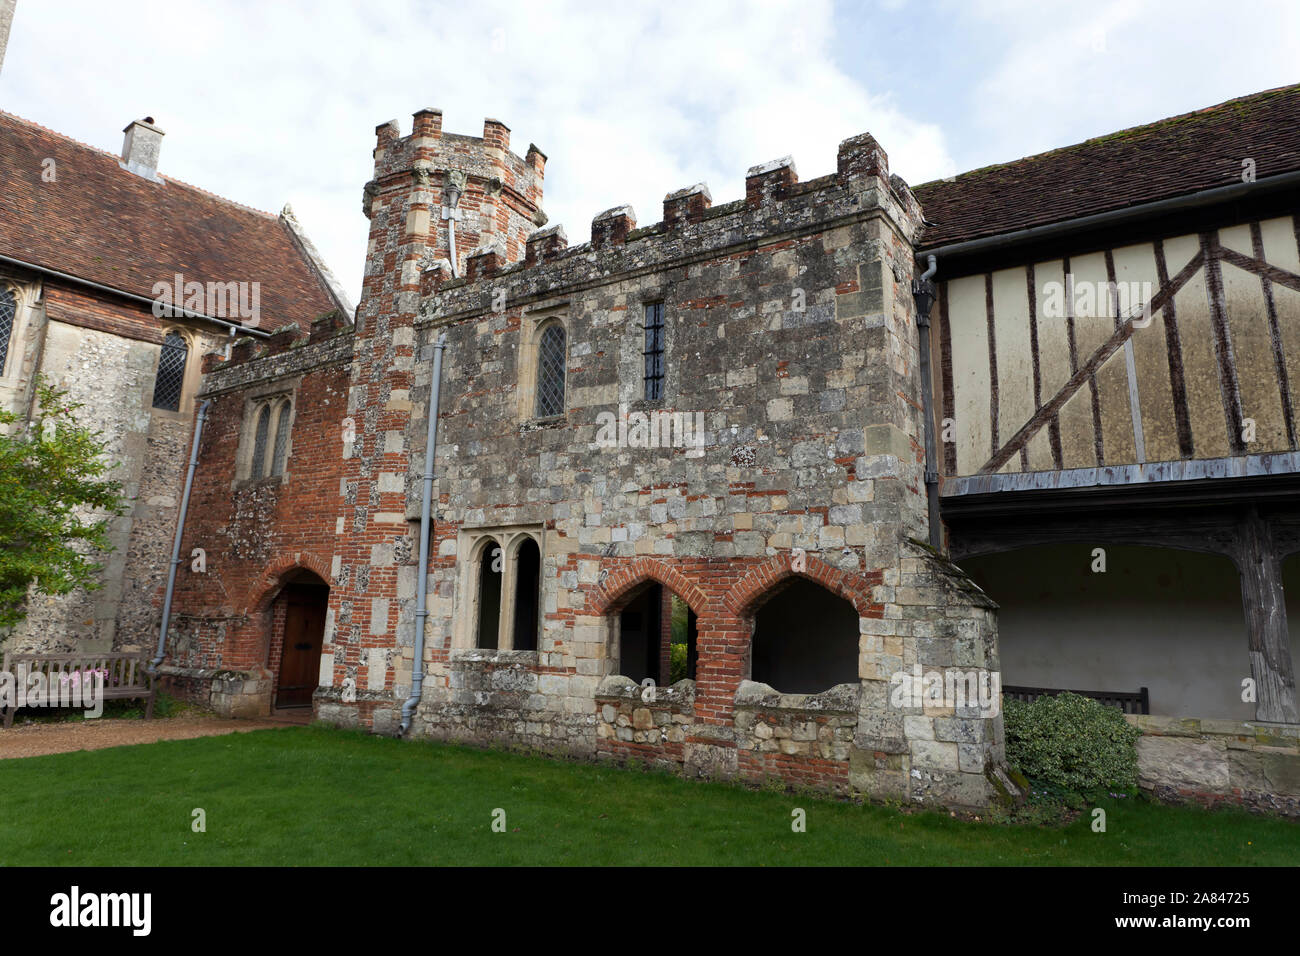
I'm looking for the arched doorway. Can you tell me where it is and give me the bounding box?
[271,569,330,709]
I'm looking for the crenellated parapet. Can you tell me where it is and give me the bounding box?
[418,129,923,322]
[361,110,546,277]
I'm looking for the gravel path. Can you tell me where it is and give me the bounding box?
[0,712,311,760]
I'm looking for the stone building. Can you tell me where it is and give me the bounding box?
[29,83,1300,813]
[0,110,348,654]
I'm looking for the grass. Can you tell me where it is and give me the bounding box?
[0,724,1295,866]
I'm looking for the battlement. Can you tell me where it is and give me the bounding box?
[417,128,921,322]
[200,309,350,376]
[362,110,546,274]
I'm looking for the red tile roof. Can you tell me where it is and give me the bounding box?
[0,110,341,330]
[914,83,1300,250]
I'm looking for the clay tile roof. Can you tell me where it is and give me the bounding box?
[0,110,342,329]
[913,83,1300,250]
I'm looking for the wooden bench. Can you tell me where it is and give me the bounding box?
[2,651,156,728]
[1003,684,1150,715]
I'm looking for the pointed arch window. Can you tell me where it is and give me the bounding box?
[0,287,16,376]
[251,404,272,477]
[245,396,294,480]
[152,331,188,411]
[534,324,566,417]
[271,401,292,476]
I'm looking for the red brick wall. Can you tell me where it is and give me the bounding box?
[164,326,351,679]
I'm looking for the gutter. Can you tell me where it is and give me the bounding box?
[911,255,942,551]
[918,168,1300,261]
[0,252,272,338]
[150,398,211,675]
[399,332,449,735]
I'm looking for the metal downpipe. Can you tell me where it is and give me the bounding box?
[150,398,211,674]
[912,255,942,551]
[399,333,448,735]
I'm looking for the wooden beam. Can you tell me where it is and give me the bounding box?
[1233,508,1299,724]
[978,249,1205,474]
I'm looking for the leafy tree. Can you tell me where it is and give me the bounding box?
[0,380,127,630]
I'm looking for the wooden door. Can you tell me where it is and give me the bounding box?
[276,586,327,708]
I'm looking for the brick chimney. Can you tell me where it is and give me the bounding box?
[121,117,164,182]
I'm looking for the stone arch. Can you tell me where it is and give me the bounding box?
[222,551,333,674]
[587,557,709,618]
[243,551,335,616]
[724,552,882,621]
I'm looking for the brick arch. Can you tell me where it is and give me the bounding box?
[241,550,334,615]
[587,557,710,617]
[724,552,883,620]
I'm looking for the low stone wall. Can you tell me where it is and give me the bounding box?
[407,650,597,756]
[735,680,857,794]
[1131,715,1300,816]
[160,664,272,718]
[595,675,694,770]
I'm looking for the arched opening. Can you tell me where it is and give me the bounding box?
[271,568,329,709]
[616,581,698,686]
[512,537,541,651]
[476,537,502,649]
[750,577,859,693]
[963,543,1251,719]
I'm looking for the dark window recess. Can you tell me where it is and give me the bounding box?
[0,288,15,373]
[535,324,566,417]
[151,331,188,411]
[643,302,664,400]
[271,402,292,476]
[476,540,502,649]
[751,578,860,694]
[512,537,541,651]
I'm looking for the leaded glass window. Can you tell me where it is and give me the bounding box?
[151,331,188,411]
[271,401,291,476]
[535,324,566,417]
[0,288,15,375]
[251,404,271,477]
[643,302,664,401]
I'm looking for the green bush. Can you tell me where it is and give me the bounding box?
[669,643,688,685]
[1003,692,1142,795]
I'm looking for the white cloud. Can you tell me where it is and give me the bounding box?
[961,0,1300,169]
[0,0,955,307]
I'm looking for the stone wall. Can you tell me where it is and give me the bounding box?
[297,112,1012,809]
[596,675,694,770]
[1132,714,1300,816]
[3,283,222,656]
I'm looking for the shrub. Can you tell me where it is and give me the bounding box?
[669,643,688,684]
[1003,691,1142,794]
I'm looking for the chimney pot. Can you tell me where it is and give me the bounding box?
[121,117,165,182]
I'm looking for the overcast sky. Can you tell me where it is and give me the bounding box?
[2,0,1297,307]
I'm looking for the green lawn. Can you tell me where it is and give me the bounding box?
[1,725,1295,866]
